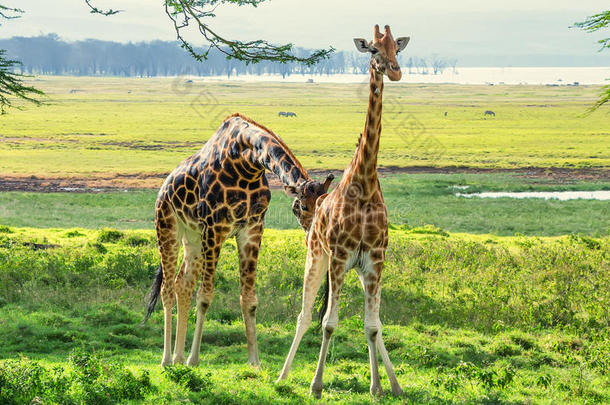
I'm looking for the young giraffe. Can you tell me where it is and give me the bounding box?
[144,113,333,367]
[277,25,410,397]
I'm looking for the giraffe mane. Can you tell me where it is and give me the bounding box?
[225,112,311,181]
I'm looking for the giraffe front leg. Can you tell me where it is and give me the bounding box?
[310,253,346,399]
[360,250,402,397]
[187,245,220,367]
[277,241,328,381]
[237,223,264,367]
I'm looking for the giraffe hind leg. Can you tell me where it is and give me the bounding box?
[186,225,230,367]
[173,231,204,365]
[236,223,264,367]
[187,242,221,367]
[156,204,180,367]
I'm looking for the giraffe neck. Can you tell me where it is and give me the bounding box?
[225,114,311,188]
[344,67,384,193]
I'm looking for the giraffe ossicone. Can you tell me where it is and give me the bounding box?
[143,112,333,367]
[277,24,410,398]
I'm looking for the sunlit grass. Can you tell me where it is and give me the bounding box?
[0,77,608,178]
[0,226,608,403]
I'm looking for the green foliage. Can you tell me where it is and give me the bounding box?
[64,230,84,237]
[84,0,121,16]
[0,5,44,113]
[574,10,609,110]
[574,10,610,50]
[0,225,13,233]
[0,227,607,403]
[86,0,333,65]
[0,358,69,404]
[0,49,44,113]
[0,228,608,333]
[0,351,152,404]
[432,361,517,394]
[68,349,151,403]
[163,364,212,392]
[97,228,124,243]
[164,0,333,65]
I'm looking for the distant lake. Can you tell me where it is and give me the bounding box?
[196,67,610,85]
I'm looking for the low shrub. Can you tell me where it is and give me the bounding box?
[97,229,124,243]
[163,364,212,392]
[0,350,152,405]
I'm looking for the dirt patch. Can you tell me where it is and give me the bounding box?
[0,173,166,193]
[305,166,610,183]
[0,167,607,193]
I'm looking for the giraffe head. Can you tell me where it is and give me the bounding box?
[353,24,410,81]
[286,174,334,231]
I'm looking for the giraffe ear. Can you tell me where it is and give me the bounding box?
[353,38,371,53]
[323,173,335,193]
[396,37,410,53]
[284,185,299,198]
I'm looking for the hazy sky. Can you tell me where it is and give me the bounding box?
[1,0,609,65]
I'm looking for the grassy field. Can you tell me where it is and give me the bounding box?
[0,76,608,179]
[0,226,608,404]
[0,77,609,403]
[1,173,608,236]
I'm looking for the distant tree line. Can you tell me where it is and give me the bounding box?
[0,34,457,78]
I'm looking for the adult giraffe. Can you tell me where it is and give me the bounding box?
[144,113,333,367]
[277,25,410,398]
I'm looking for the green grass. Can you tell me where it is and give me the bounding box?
[1,76,608,403]
[0,226,608,403]
[1,173,608,236]
[0,77,608,178]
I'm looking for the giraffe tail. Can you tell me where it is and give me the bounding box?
[142,265,163,325]
[317,271,330,331]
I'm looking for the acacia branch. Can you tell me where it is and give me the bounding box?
[574,10,609,110]
[0,51,44,113]
[84,0,122,16]
[0,4,23,21]
[0,4,44,113]
[165,0,334,65]
[574,11,610,51]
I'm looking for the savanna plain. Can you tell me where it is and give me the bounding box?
[0,77,608,404]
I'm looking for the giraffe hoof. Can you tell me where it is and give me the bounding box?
[392,386,404,397]
[172,355,185,365]
[370,385,383,397]
[161,358,172,367]
[310,383,322,399]
[186,356,199,367]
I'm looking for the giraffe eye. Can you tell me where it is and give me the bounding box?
[300,203,308,211]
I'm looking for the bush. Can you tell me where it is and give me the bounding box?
[97,229,124,243]
[0,351,152,405]
[163,364,212,392]
[0,225,14,233]
[68,349,151,404]
[123,234,152,247]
